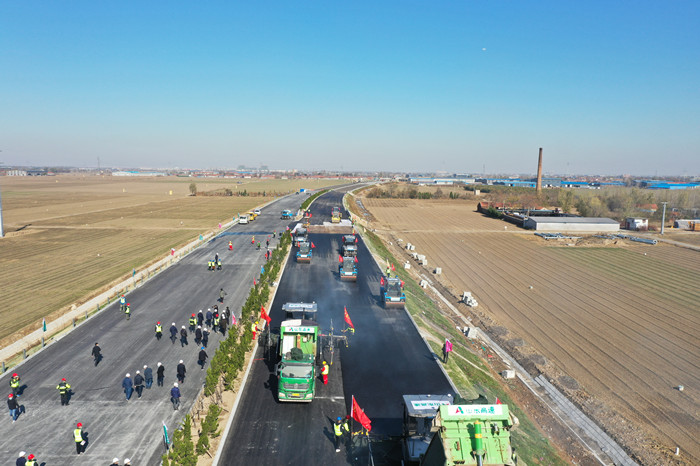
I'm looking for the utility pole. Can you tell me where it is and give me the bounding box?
[660,202,667,235]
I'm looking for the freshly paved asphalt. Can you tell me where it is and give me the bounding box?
[219,189,454,465]
[0,192,315,465]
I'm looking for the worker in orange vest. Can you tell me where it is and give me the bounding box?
[321,361,329,385]
[251,321,258,340]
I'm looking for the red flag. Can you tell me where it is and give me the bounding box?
[339,254,343,263]
[351,395,372,431]
[380,276,385,286]
[391,263,395,271]
[344,307,354,328]
[311,242,315,248]
[354,257,358,263]
[260,306,271,324]
[253,278,257,286]
[496,397,502,405]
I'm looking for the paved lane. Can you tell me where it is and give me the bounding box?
[0,193,313,465]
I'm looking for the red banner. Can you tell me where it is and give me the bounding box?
[344,307,354,329]
[260,306,271,324]
[351,395,372,431]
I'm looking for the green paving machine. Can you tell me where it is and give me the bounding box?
[420,404,517,466]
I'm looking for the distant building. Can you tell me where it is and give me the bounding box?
[6,170,28,176]
[625,218,648,231]
[523,217,620,232]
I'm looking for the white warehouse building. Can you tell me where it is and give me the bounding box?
[523,217,620,232]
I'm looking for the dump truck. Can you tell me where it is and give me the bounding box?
[339,255,357,281]
[421,404,516,466]
[341,234,358,257]
[331,206,342,223]
[296,240,313,263]
[276,317,319,402]
[381,276,406,308]
[402,394,454,464]
[281,209,293,219]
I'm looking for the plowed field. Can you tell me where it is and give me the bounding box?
[0,175,340,343]
[363,198,700,465]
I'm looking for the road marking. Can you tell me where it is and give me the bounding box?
[314,396,346,401]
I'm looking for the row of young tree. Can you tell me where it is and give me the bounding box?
[163,231,293,465]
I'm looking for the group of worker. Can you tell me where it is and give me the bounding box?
[333,416,352,452]
[14,450,39,465]
[119,295,132,320]
[208,252,222,271]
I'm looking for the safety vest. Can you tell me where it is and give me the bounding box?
[27,460,36,466]
[74,428,83,442]
[213,316,220,326]
[125,306,130,314]
[57,382,71,394]
[155,324,162,333]
[189,317,196,326]
[10,377,19,388]
[343,420,350,432]
[217,260,222,266]
[333,422,343,437]
[251,323,256,332]
[120,297,126,305]
[321,364,329,375]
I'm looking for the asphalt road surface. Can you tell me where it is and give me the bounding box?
[218,189,454,465]
[0,191,317,465]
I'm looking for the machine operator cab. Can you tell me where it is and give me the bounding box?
[402,394,454,464]
[281,302,318,322]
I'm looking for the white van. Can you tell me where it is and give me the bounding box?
[253,208,261,216]
[239,214,249,224]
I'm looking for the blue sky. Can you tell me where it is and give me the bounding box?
[1,1,698,175]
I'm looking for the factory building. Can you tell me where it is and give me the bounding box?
[523,217,620,232]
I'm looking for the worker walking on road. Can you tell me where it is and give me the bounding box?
[321,361,329,385]
[197,310,204,326]
[133,371,145,398]
[198,347,208,369]
[228,240,233,251]
[180,326,188,347]
[91,342,102,366]
[442,338,452,363]
[155,321,163,340]
[119,295,126,312]
[9,373,20,397]
[334,417,345,452]
[176,360,186,383]
[124,303,131,320]
[195,326,203,345]
[74,422,86,454]
[206,309,213,327]
[156,362,165,387]
[144,365,153,389]
[169,323,178,344]
[202,327,210,347]
[251,235,255,246]
[219,288,227,303]
[251,321,258,340]
[188,314,197,331]
[122,374,133,401]
[170,383,181,410]
[8,394,19,422]
[56,378,71,406]
[26,453,37,466]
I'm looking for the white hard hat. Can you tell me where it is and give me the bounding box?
[19,452,26,457]
[157,362,162,366]
[113,458,119,463]
[172,322,176,325]
[126,373,130,377]
[182,325,186,328]
[174,382,178,387]
[179,360,184,363]
[144,365,147,369]
[136,370,140,374]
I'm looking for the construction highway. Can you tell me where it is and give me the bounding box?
[0,187,454,465]
[217,189,454,465]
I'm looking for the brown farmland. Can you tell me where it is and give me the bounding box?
[363,197,700,465]
[0,175,339,344]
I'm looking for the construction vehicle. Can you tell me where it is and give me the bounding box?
[247,211,257,221]
[292,227,308,246]
[276,308,319,402]
[402,394,454,464]
[341,234,358,257]
[381,276,406,308]
[281,209,293,219]
[331,206,342,223]
[296,240,313,263]
[282,302,318,320]
[420,403,517,466]
[339,255,357,281]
